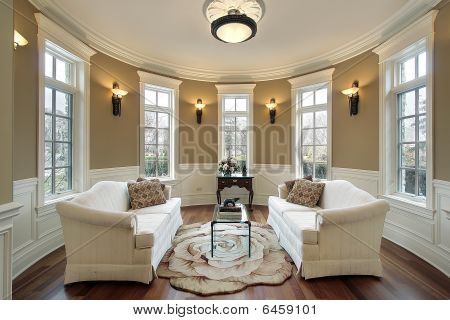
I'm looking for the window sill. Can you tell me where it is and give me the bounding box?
[380,194,434,219]
[37,193,79,217]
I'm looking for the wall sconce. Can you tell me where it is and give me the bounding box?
[14,30,28,50]
[341,81,360,116]
[111,82,128,116]
[265,98,277,124]
[195,98,206,124]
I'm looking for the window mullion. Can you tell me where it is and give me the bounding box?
[415,88,420,196]
[51,88,56,195]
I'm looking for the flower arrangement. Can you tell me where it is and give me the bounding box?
[218,156,241,176]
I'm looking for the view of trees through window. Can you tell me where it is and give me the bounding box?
[222,97,248,168]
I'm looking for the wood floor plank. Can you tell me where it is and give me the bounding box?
[12,205,450,300]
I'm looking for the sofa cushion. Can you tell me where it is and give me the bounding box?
[135,214,169,249]
[285,176,313,194]
[129,197,181,217]
[286,179,325,208]
[268,196,321,216]
[128,180,166,210]
[71,181,130,212]
[283,211,318,244]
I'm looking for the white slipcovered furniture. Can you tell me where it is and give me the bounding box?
[56,181,182,284]
[268,180,389,279]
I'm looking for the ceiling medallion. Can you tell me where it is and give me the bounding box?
[206,0,264,43]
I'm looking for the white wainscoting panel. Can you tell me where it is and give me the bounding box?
[12,179,64,279]
[331,167,380,196]
[88,166,140,187]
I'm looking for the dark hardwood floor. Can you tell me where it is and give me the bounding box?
[12,205,450,300]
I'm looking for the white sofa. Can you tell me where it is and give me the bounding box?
[56,181,182,284]
[268,180,389,279]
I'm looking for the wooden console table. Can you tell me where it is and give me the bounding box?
[216,174,254,209]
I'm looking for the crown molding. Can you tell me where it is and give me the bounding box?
[30,0,441,82]
[288,68,335,89]
[137,71,182,90]
[34,13,96,62]
[215,83,256,94]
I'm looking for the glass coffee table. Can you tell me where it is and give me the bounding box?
[211,204,251,258]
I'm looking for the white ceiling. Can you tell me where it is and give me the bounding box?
[31,0,440,81]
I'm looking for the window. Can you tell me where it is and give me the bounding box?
[138,71,181,180]
[36,13,95,206]
[374,10,434,208]
[143,85,173,178]
[222,96,249,166]
[298,86,329,180]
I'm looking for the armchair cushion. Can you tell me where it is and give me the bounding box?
[129,197,181,216]
[269,196,320,216]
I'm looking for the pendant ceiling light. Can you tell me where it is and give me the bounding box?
[206,0,264,44]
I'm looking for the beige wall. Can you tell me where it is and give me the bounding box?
[253,79,291,164]
[332,51,380,171]
[434,2,450,181]
[13,0,38,180]
[90,52,140,169]
[0,0,14,204]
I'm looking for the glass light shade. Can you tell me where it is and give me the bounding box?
[266,102,276,110]
[195,103,206,110]
[14,30,28,48]
[341,87,360,96]
[216,22,253,43]
[112,88,128,97]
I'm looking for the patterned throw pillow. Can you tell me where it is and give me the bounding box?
[285,175,313,193]
[137,177,165,191]
[286,179,325,208]
[127,180,166,210]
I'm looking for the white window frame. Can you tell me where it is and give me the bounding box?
[374,10,436,209]
[216,84,255,170]
[138,71,182,181]
[35,13,95,207]
[288,68,334,180]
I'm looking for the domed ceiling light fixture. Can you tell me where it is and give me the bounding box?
[206,0,264,44]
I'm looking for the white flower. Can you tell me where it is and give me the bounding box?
[223,164,229,170]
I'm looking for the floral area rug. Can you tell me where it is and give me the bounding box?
[156,222,292,296]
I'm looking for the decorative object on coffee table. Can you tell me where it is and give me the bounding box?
[157,220,292,296]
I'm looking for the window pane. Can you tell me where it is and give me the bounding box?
[302,112,313,129]
[302,129,313,145]
[418,52,426,77]
[158,145,169,160]
[145,128,156,144]
[158,112,169,128]
[45,115,53,141]
[315,163,327,180]
[315,88,327,105]
[45,87,53,113]
[224,98,235,111]
[157,91,169,107]
[145,111,156,127]
[224,131,235,145]
[45,142,53,168]
[418,116,426,141]
[315,146,327,162]
[236,117,247,131]
[55,58,70,84]
[145,89,156,105]
[54,167,70,193]
[419,142,426,169]
[302,91,314,107]
[418,87,426,113]
[235,146,247,161]
[303,162,313,177]
[157,129,170,145]
[145,160,156,177]
[225,145,235,158]
[55,91,70,116]
[315,111,327,127]
[400,169,416,195]
[55,143,70,167]
[236,130,247,145]
[399,90,415,117]
[400,117,415,142]
[302,146,313,162]
[145,145,157,160]
[418,171,426,197]
[235,98,247,111]
[400,57,416,83]
[158,161,169,177]
[224,116,235,129]
[315,128,327,145]
[401,144,415,167]
[44,169,52,196]
[45,53,53,78]
[55,117,70,141]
